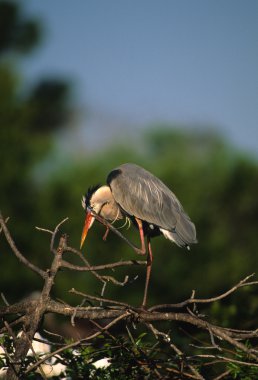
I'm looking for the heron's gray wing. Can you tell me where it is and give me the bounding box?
[107,163,196,244]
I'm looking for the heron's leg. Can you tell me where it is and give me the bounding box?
[142,236,153,307]
[135,217,146,255]
[102,226,110,241]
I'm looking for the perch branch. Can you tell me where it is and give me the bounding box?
[1,216,258,379]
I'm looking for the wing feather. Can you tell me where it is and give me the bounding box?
[107,163,197,244]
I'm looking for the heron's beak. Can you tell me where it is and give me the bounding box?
[80,211,95,249]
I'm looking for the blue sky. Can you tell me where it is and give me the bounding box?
[23,1,258,155]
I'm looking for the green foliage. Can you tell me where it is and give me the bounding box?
[0,332,163,379]
[28,79,71,133]
[0,0,41,55]
[0,0,73,296]
[61,336,158,379]
[1,332,257,379]
[226,344,258,380]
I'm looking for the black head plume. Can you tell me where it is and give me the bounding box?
[81,184,101,210]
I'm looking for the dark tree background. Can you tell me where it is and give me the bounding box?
[0,0,72,296]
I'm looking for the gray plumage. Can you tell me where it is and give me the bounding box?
[81,163,197,306]
[107,163,197,248]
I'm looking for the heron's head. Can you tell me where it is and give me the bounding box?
[80,185,119,249]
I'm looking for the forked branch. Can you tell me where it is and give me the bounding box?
[0,212,257,380]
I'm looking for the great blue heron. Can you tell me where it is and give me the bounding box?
[80,163,197,306]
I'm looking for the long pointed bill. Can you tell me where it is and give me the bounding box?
[80,211,95,249]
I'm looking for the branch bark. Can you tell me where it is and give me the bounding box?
[1,213,258,379]
[0,212,46,278]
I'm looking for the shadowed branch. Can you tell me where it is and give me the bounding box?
[0,213,258,379]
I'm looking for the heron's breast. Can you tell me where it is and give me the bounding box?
[101,202,123,222]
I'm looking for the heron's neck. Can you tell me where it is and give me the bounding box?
[92,186,123,222]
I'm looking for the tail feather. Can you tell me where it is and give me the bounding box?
[160,228,187,248]
[176,212,197,245]
[160,213,197,249]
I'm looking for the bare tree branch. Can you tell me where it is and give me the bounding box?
[69,287,133,309]
[50,217,69,252]
[3,232,67,379]
[25,312,129,375]
[90,211,147,254]
[0,212,46,279]
[1,215,258,379]
[149,274,258,311]
[61,258,146,271]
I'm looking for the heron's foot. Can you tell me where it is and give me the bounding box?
[102,227,110,241]
[139,304,148,311]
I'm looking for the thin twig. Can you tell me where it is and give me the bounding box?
[145,323,205,380]
[25,312,129,374]
[4,320,17,341]
[1,293,10,306]
[100,282,107,307]
[208,326,222,351]
[190,354,258,367]
[89,211,146,255]
[63,245,107,284]
[69,288,132,310]
[71,298,87,327]
[213,369,231,380]
[0,316,26,334]
[0,212,46,279]
[43,329,64,340]
[61,257,146,271]
[22,330,48,380]
[0,333,19,378]
[50,217,69,252]
[35,226,53,234]
[0,216,9,233]
[149,274,258,311]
